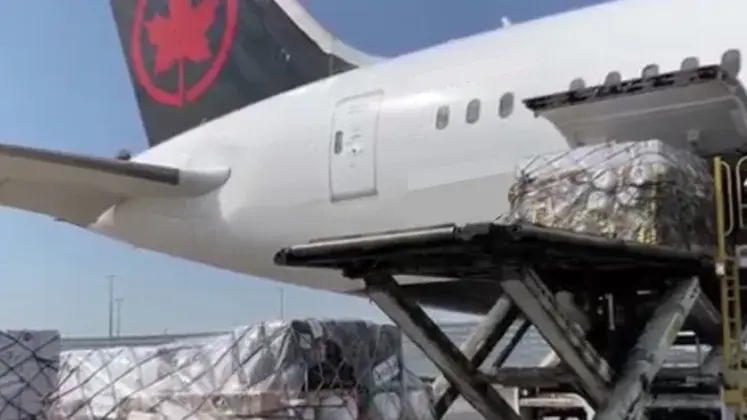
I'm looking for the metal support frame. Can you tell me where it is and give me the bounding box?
[522,393,723,413]
[487,365,721,389]
[490,276,700,420]
[688,291,722,345]
[501,268,699,420]
[431,294,519,417]
[363,272,522,420]
[499,266,613,407]
[594,277,702,420]
[493,318,531,368]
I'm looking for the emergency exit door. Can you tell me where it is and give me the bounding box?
[329,91,382,201]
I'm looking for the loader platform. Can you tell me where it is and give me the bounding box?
[275,222,714,290]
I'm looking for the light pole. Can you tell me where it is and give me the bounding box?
[115,298,124,337]
[107,275,115,338]
[279,287,285,319]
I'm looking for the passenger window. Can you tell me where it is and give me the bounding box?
[466,99,481,124]
[642,64,659,78]
[436,106,450,130]
[681,56,699,70]
[333,131,343,154]
[499,92,514,119]
[722,49,741,77]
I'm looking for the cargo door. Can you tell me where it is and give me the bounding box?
[329,91,382,201]
[523,64,747,155]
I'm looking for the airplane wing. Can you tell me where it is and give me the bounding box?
[0,143,229,226]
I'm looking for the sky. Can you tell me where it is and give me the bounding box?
[0,0,607,337]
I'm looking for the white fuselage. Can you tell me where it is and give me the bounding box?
[92,0,747,297]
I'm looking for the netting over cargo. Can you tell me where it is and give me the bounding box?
[49,320,435,420]
[0,330,60,420]
[502,140,716,251]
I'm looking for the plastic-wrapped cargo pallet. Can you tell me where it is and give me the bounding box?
[0,330,60,420]
[503,139,716,250]
[49,319,435,420]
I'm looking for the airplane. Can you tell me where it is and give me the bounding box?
[2,0,746,315]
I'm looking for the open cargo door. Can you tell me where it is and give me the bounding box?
[524,65,747,156]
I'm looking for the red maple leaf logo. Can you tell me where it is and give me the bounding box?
[144,0,219,74]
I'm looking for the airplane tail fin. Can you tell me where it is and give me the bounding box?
[110,0,379,147]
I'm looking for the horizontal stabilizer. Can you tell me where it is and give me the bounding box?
[0,143,229,226]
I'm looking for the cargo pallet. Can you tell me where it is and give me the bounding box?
[275,62,747,420]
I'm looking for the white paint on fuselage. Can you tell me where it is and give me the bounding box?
[92,0,747,295]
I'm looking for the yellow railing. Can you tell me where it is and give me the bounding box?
[714,156,747,417]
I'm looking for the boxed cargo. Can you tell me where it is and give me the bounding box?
[502,140,716,251]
